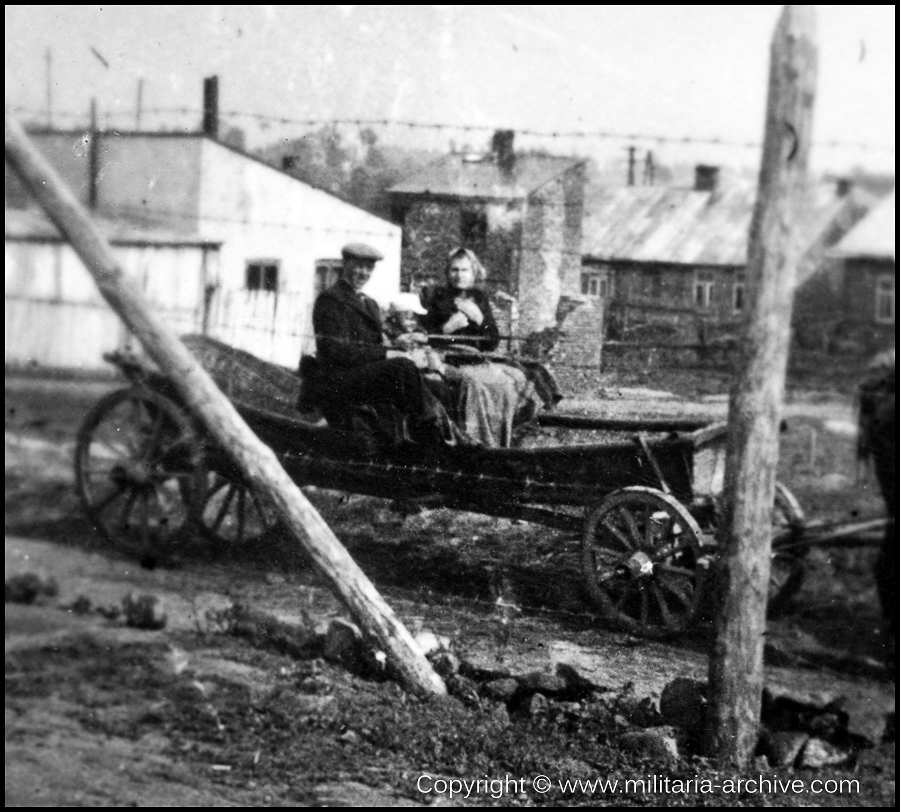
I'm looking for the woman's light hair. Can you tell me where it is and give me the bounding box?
[446,246,487,284]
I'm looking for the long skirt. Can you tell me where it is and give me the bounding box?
[446,362,536,448]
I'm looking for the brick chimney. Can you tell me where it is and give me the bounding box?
[836,177,853,197]
[694,164,719,192]
[491,129,516,177]
[202,76,219,139]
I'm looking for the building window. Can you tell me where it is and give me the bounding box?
[581,272,601,297]
[246,260,280,292]
[581,268,613,298]
[314,260,342,297]
[460,207,488,246]
[875,274,895,324]
[695,269,715,309]
[733,272,746,313]
[389,203,409,227]
[642,269,662,299]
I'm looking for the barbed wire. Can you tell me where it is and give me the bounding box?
[105,201,399,240]
[9,178,852,328]
[262,532,611,626]
[221,111,897,154]
[377,580,606,626]
[6,107,890,347]
[9,293,745,385]
[5,195,731,268]
[8,109,890,265]
[238,454,675,626]
[6,104,895,154]
[5,193,833,275]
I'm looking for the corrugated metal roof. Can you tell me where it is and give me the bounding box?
[5,207,221,247]
[793,185,879,284]
[582,183,756,266]
[582,181,876,268]
[831,190,895,261]
[388,153,582,199]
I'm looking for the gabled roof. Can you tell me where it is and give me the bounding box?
[582,183,756,266]
[793,185,878,285]
[831,190,895,261]
[11,128,397,229]
[5,206,221,247]
[583,181,878,269]
[388,153,582,200]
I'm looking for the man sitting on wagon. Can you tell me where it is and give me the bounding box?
[309,242,464,449]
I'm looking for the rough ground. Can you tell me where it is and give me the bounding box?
[5,376,895,807]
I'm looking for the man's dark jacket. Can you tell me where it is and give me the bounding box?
[312,279,388,376]
[309,279,445,443]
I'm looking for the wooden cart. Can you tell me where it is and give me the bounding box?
[74,336,810,639]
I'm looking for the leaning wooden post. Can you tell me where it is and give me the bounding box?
[5,114,446,699]
[705,6,817,767]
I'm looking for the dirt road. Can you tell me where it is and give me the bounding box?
[5,377,895,806]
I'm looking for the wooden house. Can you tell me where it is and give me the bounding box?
[582,166,877,348]
[827,190,895,352]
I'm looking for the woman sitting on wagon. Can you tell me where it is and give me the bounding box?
[418,247,541,448]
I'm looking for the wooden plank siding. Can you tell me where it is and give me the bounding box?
[5,239,216,372]
[206,287,311,371]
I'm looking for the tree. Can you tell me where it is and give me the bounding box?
[257,126,440,218]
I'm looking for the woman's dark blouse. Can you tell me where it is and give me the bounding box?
[419,286,500,352]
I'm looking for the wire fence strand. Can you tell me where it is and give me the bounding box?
[6,104,895,154]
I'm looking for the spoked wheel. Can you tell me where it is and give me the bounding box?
[75,386,204,561]
[581,486,705,638]
[768,482,807,617]
[194,465,280,552]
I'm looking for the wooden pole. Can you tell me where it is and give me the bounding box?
[706,6,817,768]
[4,114,446,699]
[136,78,144,130]
[89,100,99,209]
[45,48,53,126]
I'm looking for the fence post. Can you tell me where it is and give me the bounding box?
[705,6,817,767]
[5,114,446,699]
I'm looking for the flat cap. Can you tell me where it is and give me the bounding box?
[341,242,384,262]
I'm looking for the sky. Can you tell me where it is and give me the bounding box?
[4,5,896,177]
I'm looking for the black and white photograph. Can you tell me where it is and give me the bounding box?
[5,5,895,806]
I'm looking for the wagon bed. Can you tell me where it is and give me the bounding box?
[74,336,807,639]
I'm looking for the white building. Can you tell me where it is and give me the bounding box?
[5,129,402,372]
[5,208,220,371]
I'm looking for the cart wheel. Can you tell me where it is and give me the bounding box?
[768,482,806,617]
[194,467,280,552]
[581,486,705,638]
[75,386,203,561]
